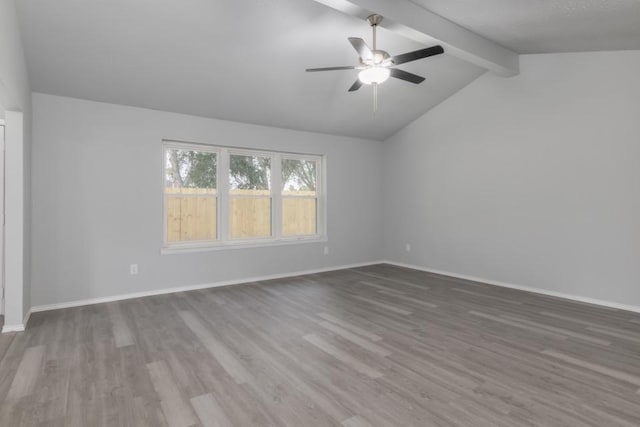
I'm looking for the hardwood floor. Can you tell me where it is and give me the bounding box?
[1,264,640,426]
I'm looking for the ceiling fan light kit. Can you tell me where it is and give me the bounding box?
[358,66,390,85]
[306,14,445,112]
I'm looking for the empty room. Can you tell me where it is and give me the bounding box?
[1,0,640,425]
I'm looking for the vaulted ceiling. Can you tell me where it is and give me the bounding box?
[16,0,640,140]
[411,0,640,54]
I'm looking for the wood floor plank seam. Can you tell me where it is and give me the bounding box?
[107,303,135,348]
[178,310,253,385]
[352,296,413,316]
[541,349,640,389]
[146,360,199,427]
[469,311,569,340]
[190,393,234,427]
[302,334,383,379]
[453,287,523,305]
[316,313,383,342]
[586,326,640,343]
[316,321,392,357]
[358,281,406,294]
[349,269,431,290]
[499,314,612,346]
[579,403,640,427]
[377,290,439,309]
[341,415,375,427]
[6,345,46,401]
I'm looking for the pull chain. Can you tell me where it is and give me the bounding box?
[373,83,378,112]
[372,23,378,112]
[366,15,384,113]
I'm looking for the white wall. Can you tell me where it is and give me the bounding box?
[31,93,383,307]
[384,50,640,308]
[0,0,30,110]
[0,0,32,329]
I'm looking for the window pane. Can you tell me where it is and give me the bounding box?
[229,155,271,191]
[282,158,317,195]
[165,148,217,193]
[282,198,317,236]
[165,147,217,242]
[228,154,272,239]
[230,198,271,239]
[167,197,217,242]
[282,158,318,236]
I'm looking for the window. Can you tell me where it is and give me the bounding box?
[164,144,218,243]
[229,153,272,239]
[163,141,324,251]
[281,158,318,237]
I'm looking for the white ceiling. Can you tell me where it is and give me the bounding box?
[16,0,484,141]
[411,0,640,54]
[17,0,640,140]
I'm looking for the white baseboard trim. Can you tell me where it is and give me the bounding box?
[383,260,640,314]
[1,309,31,333]
[29,260,385,314]
[2,323,25,333]
[23,309,31,329]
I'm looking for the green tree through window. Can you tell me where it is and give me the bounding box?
[166,150,217,189]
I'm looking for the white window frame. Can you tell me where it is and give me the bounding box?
[162,140,326,254]
[162,141,221,248]
[226,148,275,243]
[280,154,323,239]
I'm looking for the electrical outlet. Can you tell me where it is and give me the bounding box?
[324,246,329,255]
[130,264,138,275]
[405,243,411,252]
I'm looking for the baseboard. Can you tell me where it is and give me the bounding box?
[383,260,640,314]
[30,260,385,314]
[1,309,31,333]
[23,309,32,329]
[16,259,640,326]
[1,323,25,333]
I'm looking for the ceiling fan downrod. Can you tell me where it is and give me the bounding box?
[367,14,384,113]
[367,14,383,51]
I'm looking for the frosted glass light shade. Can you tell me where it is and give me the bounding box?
[358,67,390,85]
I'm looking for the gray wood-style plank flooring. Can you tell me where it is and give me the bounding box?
[1,264,639,426]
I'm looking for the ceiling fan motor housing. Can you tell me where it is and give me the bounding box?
[367,14,384,27]
[360,50,392,66]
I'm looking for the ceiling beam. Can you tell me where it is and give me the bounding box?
[312,0,519,76]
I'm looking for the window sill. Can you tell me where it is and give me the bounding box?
[160,236,328,255]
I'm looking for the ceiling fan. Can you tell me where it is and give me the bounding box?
[306,14,444,111]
